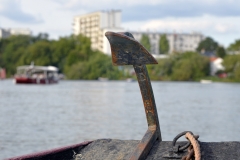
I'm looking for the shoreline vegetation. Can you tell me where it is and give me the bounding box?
[0,34,240,82]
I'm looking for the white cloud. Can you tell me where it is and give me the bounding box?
[0,0,41,23]
[215,24,228,33]
[123,15,237,34]
[3,0,86,38]
[60,0,160,8]
[58,0,236,8]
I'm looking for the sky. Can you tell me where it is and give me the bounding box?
[0,0,240,47]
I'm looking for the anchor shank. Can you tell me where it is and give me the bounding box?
[133,64,161,138]
[129,64,161,160]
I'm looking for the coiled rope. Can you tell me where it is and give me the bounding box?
[182,132,201,160]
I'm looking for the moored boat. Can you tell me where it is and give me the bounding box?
[14,64,59,84]
[98,77,109,81]
[200,79,212,84]
[126,78,134,82]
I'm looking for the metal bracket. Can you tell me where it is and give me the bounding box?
[162,150,188,159]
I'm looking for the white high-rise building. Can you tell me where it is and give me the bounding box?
[73,10,124,55]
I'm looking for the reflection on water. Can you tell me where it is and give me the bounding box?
[0,80,240,159]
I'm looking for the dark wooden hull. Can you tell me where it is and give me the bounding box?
[6,140,240,160]
[7,141,92,160]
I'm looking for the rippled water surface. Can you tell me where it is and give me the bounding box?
[0,80,240,159]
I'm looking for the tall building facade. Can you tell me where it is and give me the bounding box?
[73,10,124,54]
[131,32,205,57]
[73,11,204,56]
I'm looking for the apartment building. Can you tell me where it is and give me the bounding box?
[10,28,32,36]
[0,28,11,39]
[73,10,204,56]
[131,32,205,57]
[0,28,31,39]
[73,10,124,54]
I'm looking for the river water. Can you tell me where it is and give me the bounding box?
[0,80,240,159]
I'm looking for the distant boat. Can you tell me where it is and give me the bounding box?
[98,77,109,81]
[200,79,212,84]
[14,64,59,84]
[126,78,134,82]
[0,68,6,80]
[58,73,65,80]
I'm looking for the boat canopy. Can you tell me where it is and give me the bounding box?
[17,65,58,72]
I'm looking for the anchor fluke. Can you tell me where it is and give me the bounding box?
[105,31,158,66]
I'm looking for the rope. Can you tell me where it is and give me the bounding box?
[185,132,201,160]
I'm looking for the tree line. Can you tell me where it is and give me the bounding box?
[0,34,122,79]
[140,34,240,82]
[0,33,239,82]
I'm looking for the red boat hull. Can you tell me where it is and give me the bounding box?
[15,77,58,84]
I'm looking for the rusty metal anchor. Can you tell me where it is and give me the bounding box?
[105,31,162,160]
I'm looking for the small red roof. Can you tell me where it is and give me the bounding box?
[209,57,218,62]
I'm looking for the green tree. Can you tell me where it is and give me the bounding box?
[51,37,75,72]
[147,58,173,80]
[223,54,240,81]
[66,52,123,80]
[216,46,226,58]
[196,37,218,52]
[50,34,92,73]
[0,35,33,76]
[233,64,240,81]
[228,39,240,53]
[171,59,193,81]
[140,34,151,51]
[171,52,209,81]
[25,41,52,66]
[147,52,209,81]
[32,33,49,42]
[159,34,169,54]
